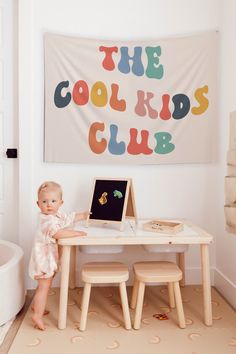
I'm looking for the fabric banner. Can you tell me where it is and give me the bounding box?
[44,31,217,164]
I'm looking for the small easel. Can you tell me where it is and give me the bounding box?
[86,177,137,231]
[125,179,137,225]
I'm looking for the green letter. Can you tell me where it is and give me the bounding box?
[154,132,174,154]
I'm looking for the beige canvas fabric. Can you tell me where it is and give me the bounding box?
[44,31,217,164]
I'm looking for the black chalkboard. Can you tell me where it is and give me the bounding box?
[89,179,129,222]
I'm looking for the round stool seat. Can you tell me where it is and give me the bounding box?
[134,261,182,283]
[82,262,129,283]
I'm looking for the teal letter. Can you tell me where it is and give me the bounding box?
[145,46,164,79]
[154,132,175,154]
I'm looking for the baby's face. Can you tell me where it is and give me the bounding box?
[37,189,63,215]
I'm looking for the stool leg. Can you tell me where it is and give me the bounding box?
[168,282,175,308]
[133,281,145,330]
[79,282,92,331]
[173,281,186,329]
[119,282,131,330]
[130,278,138,309]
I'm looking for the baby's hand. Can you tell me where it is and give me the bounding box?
[82,211,91,220]
[75,211,91,222]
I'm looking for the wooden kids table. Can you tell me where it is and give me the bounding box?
[57,219,213,329]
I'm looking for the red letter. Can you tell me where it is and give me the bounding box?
[127,128,153,155]
[99,46,118,71]
[72,80,89,105]
[160,94,171,120]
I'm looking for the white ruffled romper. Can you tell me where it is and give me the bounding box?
[29,211,75,280]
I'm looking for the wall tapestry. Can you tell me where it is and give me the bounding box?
[44,31,217,164]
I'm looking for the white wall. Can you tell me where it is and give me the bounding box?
[18,0,223,291]
[214,0,236,308]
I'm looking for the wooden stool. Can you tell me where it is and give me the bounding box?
[142,244,189,287]
[130,261,186,329]
[79,262,131,331]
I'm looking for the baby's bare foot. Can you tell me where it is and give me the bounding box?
[31,307,50,315]
[32,314,45,331]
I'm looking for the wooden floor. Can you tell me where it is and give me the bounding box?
[0,291,34,354]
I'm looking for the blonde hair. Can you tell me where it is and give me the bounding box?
[38,181,63,199]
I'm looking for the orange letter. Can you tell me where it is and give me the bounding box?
[110,83,126,111]
[88,122,107,154]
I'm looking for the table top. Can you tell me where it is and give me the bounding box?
[58,219,213,246]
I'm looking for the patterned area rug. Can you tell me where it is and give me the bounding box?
[8,286,236,354]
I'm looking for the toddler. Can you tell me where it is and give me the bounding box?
[29,181,89,330]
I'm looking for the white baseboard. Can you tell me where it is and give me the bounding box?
[214,268,236,310]
[186,267,236,310]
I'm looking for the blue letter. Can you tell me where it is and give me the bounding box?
[54,81,71,108]
[108,124,126,155]
[118,47,144,76]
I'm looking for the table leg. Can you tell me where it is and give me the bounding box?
[58,245,71,329]
[69,246,76,289]
[176,252,185,287]
[200,244,212,326]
